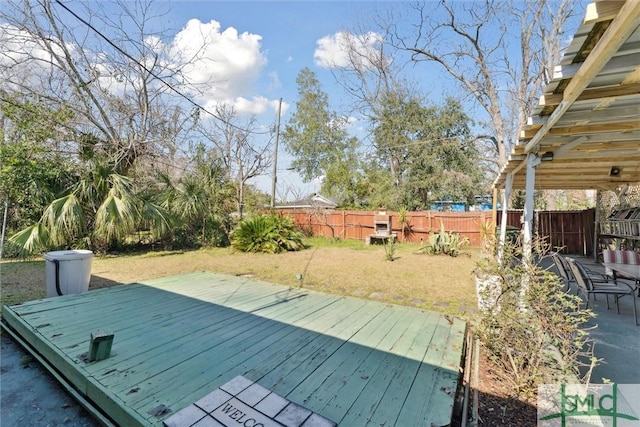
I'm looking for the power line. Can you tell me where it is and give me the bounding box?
[52,0,272,136]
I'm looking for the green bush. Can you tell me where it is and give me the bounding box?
[231,213,305,253]
[417,222,469,257]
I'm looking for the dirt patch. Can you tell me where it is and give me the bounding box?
[476,346,538,426]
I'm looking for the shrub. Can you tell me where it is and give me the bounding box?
[417,222,469,257]
[474,239,597,396]
[231,213,305,254]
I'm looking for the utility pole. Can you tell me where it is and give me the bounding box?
[271,98,282,209]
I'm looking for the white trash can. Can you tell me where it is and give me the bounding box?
[44,250,93,297]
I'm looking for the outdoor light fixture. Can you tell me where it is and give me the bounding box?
[610,166,622,177]
[540,152,554,162]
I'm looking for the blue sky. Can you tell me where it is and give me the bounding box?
[2,0,589,198]
[146,1,589,197]
[153,1,453,196]
[167,1,389,109]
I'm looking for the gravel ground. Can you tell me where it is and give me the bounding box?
[0,333,98,427]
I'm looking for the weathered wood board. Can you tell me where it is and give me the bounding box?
[2,271,466,426]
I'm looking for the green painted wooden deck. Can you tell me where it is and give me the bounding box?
[2,271,466,426]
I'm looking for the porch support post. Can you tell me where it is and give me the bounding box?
[497,173,513,264]
[522,153,540,265]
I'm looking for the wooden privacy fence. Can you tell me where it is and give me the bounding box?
[535,209,595,256]
[278,209,494,247]
[278,208,596,255]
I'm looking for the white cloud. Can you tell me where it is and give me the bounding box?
[1,19,281,117]
[0,24,62,87]
[233,96,273,116]
[314,31,383,69]
[202,97,289,118]
[168,19,267,103]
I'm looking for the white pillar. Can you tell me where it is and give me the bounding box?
[498,173,513,264]
[522,153,540,265]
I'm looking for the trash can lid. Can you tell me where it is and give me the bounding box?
[44,249,94,261]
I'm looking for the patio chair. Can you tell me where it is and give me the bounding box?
[551,252,574,291]
[567,258,638,325]
[550,251,609,294]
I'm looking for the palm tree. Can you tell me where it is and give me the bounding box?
[157,158,234,248]
[9,159,171,256]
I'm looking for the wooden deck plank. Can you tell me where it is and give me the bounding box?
[1,305,149,426]
[47,281,302,351]
[333,308,422,425]
[168,296,348,410]
[1,271,465,427]
[118,290,347,410]
[395,318,466,426]
[9,272,211,316]
[366,311,444,426]
[36,287,222,348]
[314,306,421,422]
[282,303,397,407]
[104,293,312,392]
[96,290,337,375]
[253,300,383,397]
[38,274,312,350]
[130,298,358,424]
[337,309,441,426]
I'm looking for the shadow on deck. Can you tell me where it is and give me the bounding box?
[1,271,466,427]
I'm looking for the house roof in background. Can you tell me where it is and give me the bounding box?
[494,1,640,191]
[275,193,338,209]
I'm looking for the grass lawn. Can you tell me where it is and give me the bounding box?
[1,237,481,317]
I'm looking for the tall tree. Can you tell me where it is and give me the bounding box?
[1,0,220,253]
[0,0,199,174]
[282,68,362,204]
[399,98,482,209]
[0,96,74,233]
[319,29,414,186]
[157,147,234,247]
[371,94,482,210]
[393,0,577,168]
[9,153,172,255]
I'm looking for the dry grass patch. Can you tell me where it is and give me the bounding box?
[1,238,480,316]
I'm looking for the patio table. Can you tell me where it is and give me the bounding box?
[603,262,640,296]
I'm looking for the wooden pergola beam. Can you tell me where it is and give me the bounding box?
[521,120,640,139]
[536,81,640,109]
[584,1,626,25]
[524,1,640,154]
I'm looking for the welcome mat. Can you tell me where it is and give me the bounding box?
[164,376,336,427]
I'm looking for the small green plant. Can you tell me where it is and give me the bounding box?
[231,213,305,254]
[383,238,397,261]
[417,222,469,257]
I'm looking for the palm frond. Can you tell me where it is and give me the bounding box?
[141,200,174,238]
[94,176,139,241]
[41,194,85,246]
[8,223,50,257]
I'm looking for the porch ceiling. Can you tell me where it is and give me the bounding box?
[493,1,640,191]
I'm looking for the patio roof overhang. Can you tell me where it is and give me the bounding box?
[493,1,640,192]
